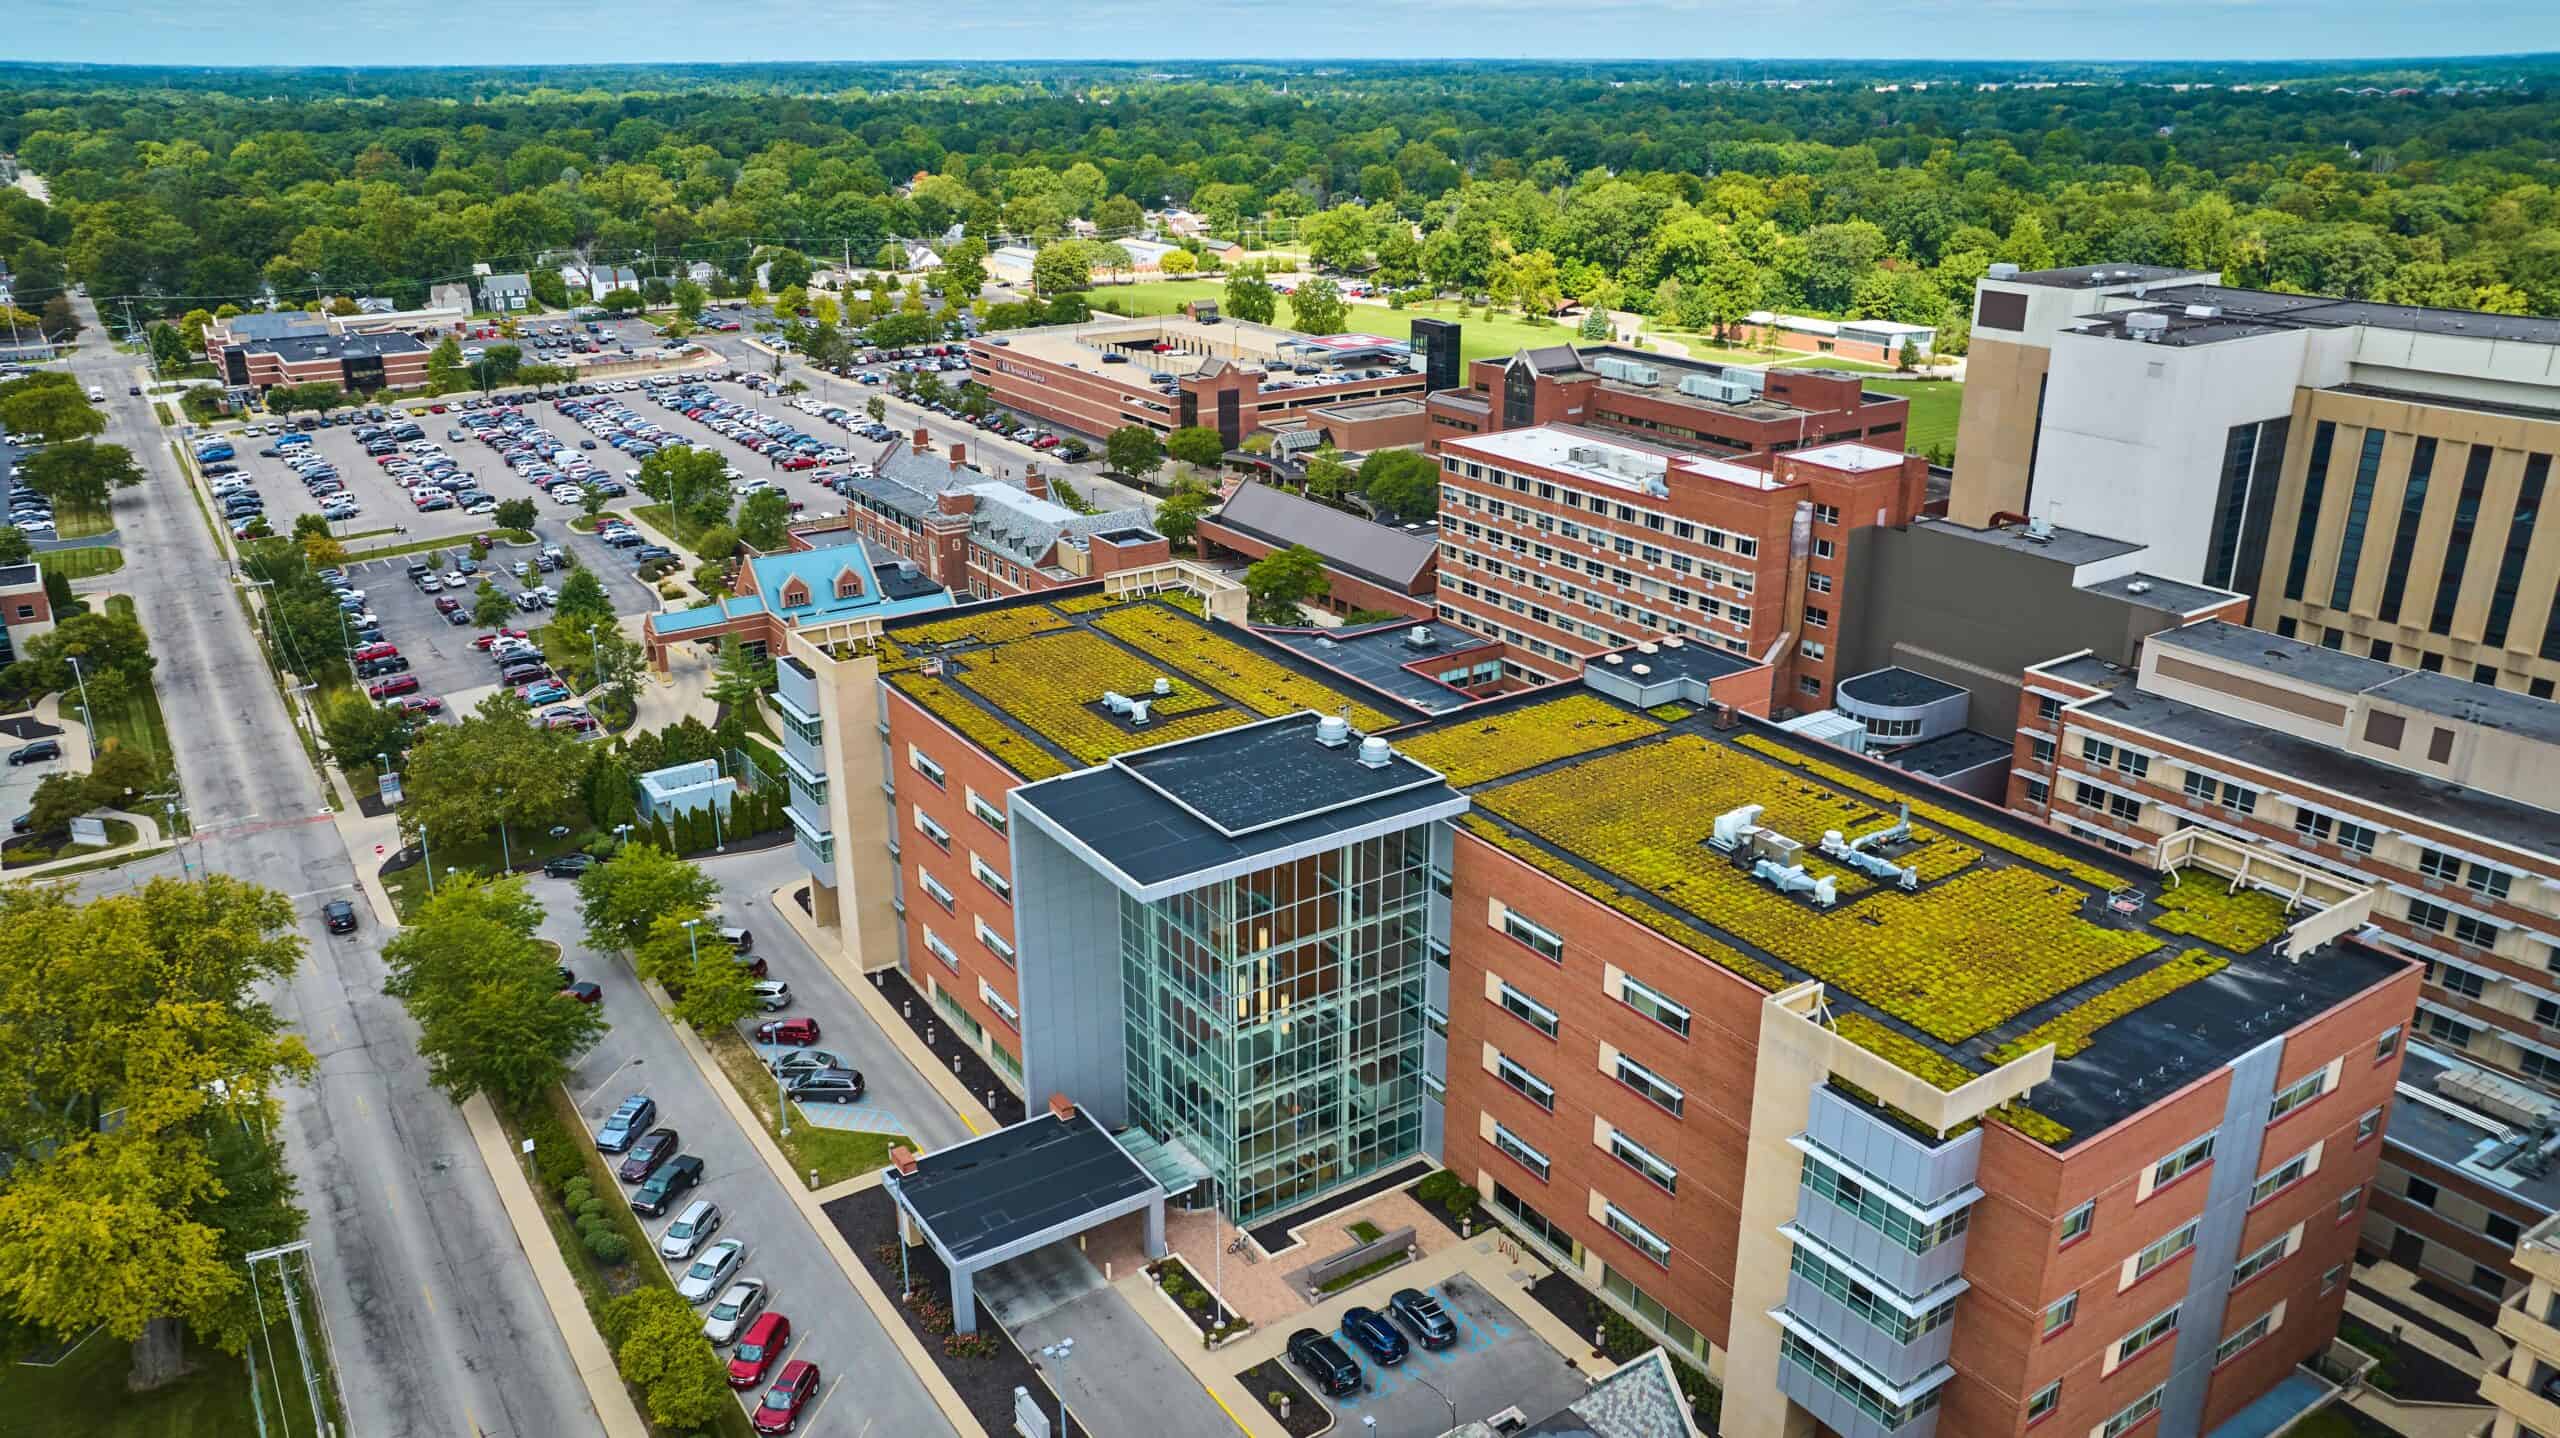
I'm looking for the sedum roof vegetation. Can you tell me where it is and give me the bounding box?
[881,594,1398,780]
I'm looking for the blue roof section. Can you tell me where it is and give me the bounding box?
[650,538,951,638]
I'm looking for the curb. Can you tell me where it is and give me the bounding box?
[458,1093,650,1438]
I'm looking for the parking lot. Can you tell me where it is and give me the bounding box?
[1325,1279,1590,1434]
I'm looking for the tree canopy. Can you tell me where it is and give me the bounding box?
[382,875,607,1106]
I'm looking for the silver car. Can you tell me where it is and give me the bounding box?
[676,1238,746,1304]
[767,1047,845,1078]
[702,1278,769,1345]
[751,981,792,1011]
[657,1199,722,1261]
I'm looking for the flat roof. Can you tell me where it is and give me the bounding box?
[1415,687,2407,1144]
[2037,654,2138,691]
[2145,622,2560,743]
[1913,516,2145,567]
[1260,620,1499,714]
[2080,685,2560,861]
[1837,667,1967,710]
[2389,1046,2560,1216]
[243,331,429,361]
[979,316,1424,389]
[2080,571,2238,615]
[1789,442,1905,474]
[1999,263,2210,290]
[888,1108,1162,1264]
[1313,397,1425,422]
[1016,715,1465,891]
[880,593,1431,783]
[2140,283,2560,348]
[2371,670,2560,747]
[1885,729,2015,779]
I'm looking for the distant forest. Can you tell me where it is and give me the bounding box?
[0,56,2555,343]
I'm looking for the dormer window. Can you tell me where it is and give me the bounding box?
[833,567,865,600]
[778,577,811,608]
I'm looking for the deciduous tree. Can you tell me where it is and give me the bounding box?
[1244,544,1329,623]
[1105,424,1164,481]
[382,876,606,1106]
[575,842,718,956]
[18,439,143,509]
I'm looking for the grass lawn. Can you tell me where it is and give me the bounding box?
[1860,378,1966,459]
[52,497,114,539]
[706,1028,914,1187]
[37,546,123,580]
[628,503,716,553]
[76,597,176,776]
[382,814,595,919]
[341,533,478,564]
[0,1307,334,1438]
[4,818,142,869]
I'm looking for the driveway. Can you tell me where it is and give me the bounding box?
[1328,1279,1590,1436]
[981,1243,1240,1438]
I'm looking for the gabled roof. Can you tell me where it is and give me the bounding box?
[1205,481,1437,590]
[1511,344,1585,377]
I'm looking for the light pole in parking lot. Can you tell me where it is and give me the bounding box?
[1410,1370,1458,1435]
[65,656,95,758]
[776,1042,790,1139]
[493,786,512,872]
[1038,1338,1073,1438]
[419,824,434,896]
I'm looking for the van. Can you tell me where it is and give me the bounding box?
[719,925,753,952]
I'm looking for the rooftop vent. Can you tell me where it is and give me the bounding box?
[1663,635,1687,648]
[2023,516,2057,543]
[1631,664,1651,676]
[1405,626,1436,650]
[2183,304,2224,320]
[1153,676,1172,696]
[1356,735,1393,769]
[1315,714,1353,748]
[1603,653,1625,666]
[2125,312,2171,342]
[1986,262,2020,279]
[1636,642,1659,655]
[2126,580,2152,595]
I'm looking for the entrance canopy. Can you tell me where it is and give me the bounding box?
[884,1096,1167,1333]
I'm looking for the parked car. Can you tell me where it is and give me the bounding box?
[558,980,603,1004]
[750,981,793,1012]
[7,739,61,767]
[766,1047,846,1079]
[786,1069,865,1105]
[322,899,358,934]
[727,1312,792,1389]
[676,1238,747,1304]
[657,1199,722,1260]
[391,695,444,716]
[617,1127,679,1183]
[751,1359,818,1434]
[754,1015,818,1046]
[719,925,754,952]
[1287,1328,1362,1397]
[1387,1288,1458,1350]
[703,1278,768,1346]
[367,674,421,700]
[1339,1305,1409,1366]
[543,853,598,877]
[595,1094,656,1153]
[630,1154,704,1216]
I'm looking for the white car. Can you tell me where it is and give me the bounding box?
[675,1238,745,1304]
[657,1200,722,1260]
[466,500,497,516]
[443,571,472,590]
[702,1278,768,1345]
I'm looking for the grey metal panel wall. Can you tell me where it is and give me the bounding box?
[1775,1352,1939,1438]
[1790,1191,1971,1298]
[1782,1270,1957,1386]
[1014,820,1134,1127]
[1806,1087,1984,1207]
[2157,1040,2282,1438]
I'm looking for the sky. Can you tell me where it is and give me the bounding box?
[8,0,2556,69]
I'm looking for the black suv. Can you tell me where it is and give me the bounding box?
[1339,1306,1408,1366]
[543,853,598,878]
[617,1127,679,1183]
[1286,1329,1361,1397]
[630,1154,703,1216]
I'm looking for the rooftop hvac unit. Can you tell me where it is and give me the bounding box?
[1315,714,1353,748]
[2183,304,2224,319]
[1103,691,1133,714]
[1566,445,1604,468]
[1405,626,1436,650]
[2125,312,2171,342]
[1356,735,1393,769]
[1676,373,1755,404]
[1986,262,2021,279]
[1593,356,1661,387]
[1127,699,1152,726]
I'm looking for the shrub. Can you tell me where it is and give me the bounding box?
[1444,1187,1479,1220]
[576,1212,605,1237]
[584,1228,631,1264]
[1413,1170,1461,1206]
[561,1176,594,1207]
[576,1198,606,1222]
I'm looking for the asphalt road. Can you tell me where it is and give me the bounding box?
[540,842,965,1438]
[56,292,601,1438]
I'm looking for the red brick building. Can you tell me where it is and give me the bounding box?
[1424,345,1909,459]
[967,315,1426,446]
[836,436,1167,601]
[1433,424,1928,701]
[1194,481,1439,621]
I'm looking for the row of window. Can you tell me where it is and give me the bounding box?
[1443,457,1766,558]
[1442,506,1760,594]
[1440,538,1758,641]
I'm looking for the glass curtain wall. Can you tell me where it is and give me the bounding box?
[1121,825,1435,1223]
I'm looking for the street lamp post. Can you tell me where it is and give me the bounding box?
[613,822,634,851]
[420,825,434,896]
[494,787,511,872]
[682,916,702,968]
[1040,1339,1074,1438]
[65,655,95,758]
[1410,1370,1459,1435]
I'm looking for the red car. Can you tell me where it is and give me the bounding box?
[616,1127,678,1182]
[392,694,444,715]
[780,455,816,471]
[728,1312,791,1389]
[352,642,400,663]
[470,629,531,649]
[751,1359,818,1433]
[559,980,602,1004]
[434,596,462,614]
[367,674,421,700]
[754,1016,819,1046]
[429,404,448,413]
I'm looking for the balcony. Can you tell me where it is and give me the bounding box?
[2481,1367,2560,1437]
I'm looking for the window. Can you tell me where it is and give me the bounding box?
[2488,1213,2523,1246]
[2322,1265,2345,1295]
[2233,1231,2294,1286]
[2376,1025,2403,1062]
[2059,1201,2095,1246]
[2024,777,2051,805]
[2112,1305,2181,1368]
[1492,1123,1550,1181]
[2338,1184,2366,1222]
[2037,695,2064,723]
[2336,820,2378,854]
[2432,962,2485,1000]
[908,745,946,788]
[922,926,959,969]
[1601,1201,1671,1267]
[1779,1330,1942,1431]
[2182,771,2257,814]
[2418,847,2462,882]
[2043,1290,2078,1336]
[2149,1133,2217,1193]
[1617,975,1691,1036]
[1496,980,1559,1038]
[1800,1151,1970,1255]
[1788,1245,1952,1345]
[2027,1383,2060,1424]
[1502,910,1565,962]
[2253,1145,2318,1205]
[970,853,1011,902]
[2454,914,2502,950]
[2407,897,2451,933]
[912,808,951,852]
[2084,737,2151,778]
[1804,605,1830,629]
[2130,1220,2200,1283]
[1813,503,1840,525]
[1495,1053,1556,1111]
[918,870,955,913]
[2329,427,2389,608]
[977,976,1019,1029]
[2472,1266,2508,1299]
[2217,1310,2276,1365]
[1609,1131,1678,1193]
[1615,1053,1685,1115]
[2467,864,2513,901]
[1812,538,1835,560]
[2268,1067,2331,1123]
[2357,1108,2382,1143]
[2424,1010,2476,1046]
[1807,571,1833,594]
[2283,419,2339,600]
[975,916,1014,964]
[966,788,1007,834]
[1800,640,1826,661]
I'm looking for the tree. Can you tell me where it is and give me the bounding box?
[597,288,644,314]
[671,277,707,321]
[0,526,31,566]
[937,238,988,302]
[1302,205,1376,273]
[555,567,611,629]
[1577,307,1611,340]
[705,636,773,713]
[1289,276,1347,336]
[382,876,606,1107]
[737,489,791,551]
[1223,266,1277,325]
[1154,484,1213,550]
[1105,425,1164,482]
[636,445,729,527]
[760,248,813,294]
[397,692,582,849]
[471,580,513,630]
[38,294,79,341]
[1359,448,1440,523]
[426,335,467,395]
[1158,248,1198,277]
[1031,241,1092,297]
[606,1287,735,1428]
[591,628,647,706]
[19,439,144,508]
[865,396,887,425]
[0,876,314,1390]
[265,381,346,418]
[1244,544,1329,623]
[317,690,415,772]
[655,911,757,1030]
[1302,447,1353,502]
[146,321,191,373]
[0,374,105,444]
[576,843,717,956]
[1165,425,1226,469]
[5,604,153,708]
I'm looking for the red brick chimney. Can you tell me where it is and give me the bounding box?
[1048,1094,1077,1123]
[948,442,967,476]
[1023,462,1050,501]
[911,426,931,454]
[890,1145,919,1175]
[935,489,978,517]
